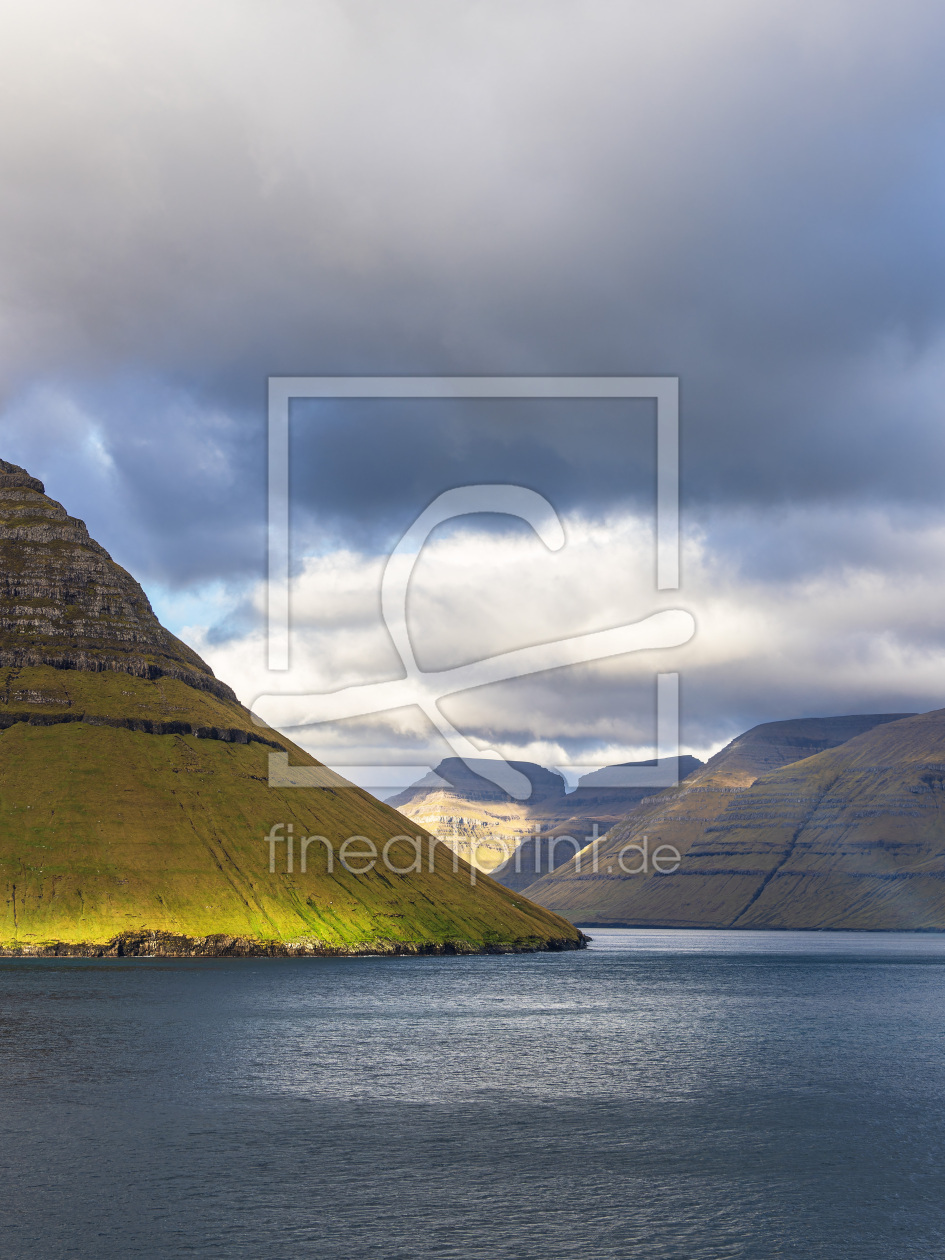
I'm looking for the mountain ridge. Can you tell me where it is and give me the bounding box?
[524,711,940,929]
[389,754,704,881]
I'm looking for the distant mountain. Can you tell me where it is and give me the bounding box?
[524,712,943,929]
[0,461,582,955]
[387,755,704,883]
[576,757,704,791]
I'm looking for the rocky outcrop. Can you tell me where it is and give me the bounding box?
[0,929,588,957]
[0,460,235,699]
[0,706,283,747]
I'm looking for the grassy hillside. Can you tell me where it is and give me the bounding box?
[0,465,583,954]
[0,673,582,955]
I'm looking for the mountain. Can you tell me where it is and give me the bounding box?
[387,754,703,887]
[525,712,925,927]
[575,757,703,790]
[0,461,583,955]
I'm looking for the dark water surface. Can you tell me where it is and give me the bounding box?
[2,929,945,1259]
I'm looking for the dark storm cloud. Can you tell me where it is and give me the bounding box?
[2,0,945,586]
[286,397,657,552]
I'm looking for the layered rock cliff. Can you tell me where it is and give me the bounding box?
[0,459,234,700]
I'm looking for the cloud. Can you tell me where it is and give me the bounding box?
[175,508,945,780]
[2,4,945,527]
[2,0,945,764]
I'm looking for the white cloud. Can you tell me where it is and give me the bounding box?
[179,505,945,777]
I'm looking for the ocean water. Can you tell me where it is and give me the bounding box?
[2,930,945,1259]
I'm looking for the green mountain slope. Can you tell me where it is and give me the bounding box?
[0,461,583,954]
[525,712,921,928]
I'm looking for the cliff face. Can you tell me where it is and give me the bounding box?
[525,712,923,927]
[0,463,583,955]
[0,460,233,700]
[388,755,703,884]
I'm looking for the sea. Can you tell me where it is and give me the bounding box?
[1,928,944,1259]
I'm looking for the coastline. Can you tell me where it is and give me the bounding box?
[0,930,591,958]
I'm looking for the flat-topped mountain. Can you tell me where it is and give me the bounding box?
[526,712,930,928]
[394,758,568,806]
[576,757,704,791]
[388,754,703,881]
[0,462,582,955]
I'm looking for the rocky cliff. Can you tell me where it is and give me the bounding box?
[0,459,234,700]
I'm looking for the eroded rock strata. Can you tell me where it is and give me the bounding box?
[0,459,235,699]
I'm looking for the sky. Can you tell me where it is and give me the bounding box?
[2,0,945,787]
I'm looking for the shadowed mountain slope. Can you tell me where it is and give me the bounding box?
[489,757,704,892]
[526,712,922,927]
[0,462,582,955]
[388,755,703,881]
